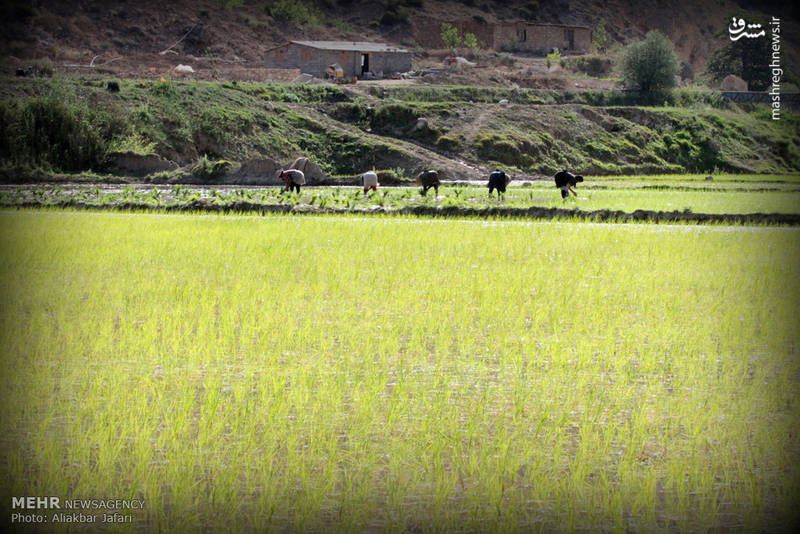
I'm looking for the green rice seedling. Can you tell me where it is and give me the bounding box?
[147,188,162,204]
[122,186,136,201]
[3,173,800,221]
[1,212,797,532]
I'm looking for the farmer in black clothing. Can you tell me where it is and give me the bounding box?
[554,170,583,199]
[488,169,510,199]
[416,170,440,196]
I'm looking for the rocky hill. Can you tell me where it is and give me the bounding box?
[1,0,798,81]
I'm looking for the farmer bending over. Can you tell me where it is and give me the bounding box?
[488,169,510,199]
[554,170,583,199]
[416,170,440,196]
[279,168,305,194]
[360,171,379,194]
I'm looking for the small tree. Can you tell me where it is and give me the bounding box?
[441,23,462,49]
[463,32,480,52]
[592,18,609,52]
[618,31,679,92]
[546,49,562,69]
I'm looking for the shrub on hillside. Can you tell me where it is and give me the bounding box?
[546,50,563,69]
[657,131,722,172]
[329,102,373,127]
[0,97,114,172]
[0,101,16,162]
[473,132,533,168]
[108,132,157,155]
[268,0,320,25]
[436,134,462,151]
[370,103,418,133]
[618,31,679,92]
[152,77,177,97]
[565,55,613,77]
[191,155,232,181]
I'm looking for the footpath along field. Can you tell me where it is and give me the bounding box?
[0,211,798,532]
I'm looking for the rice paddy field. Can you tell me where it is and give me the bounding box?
[1,209,799,533]
[2,173,800,218]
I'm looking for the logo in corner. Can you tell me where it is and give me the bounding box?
[728,17,765,40]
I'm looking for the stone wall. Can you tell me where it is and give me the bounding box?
[365,51,412,77]
[264,44,411,78]
[413,17,495,48]
[412,19,590,55]
[494,24,591,54]
[223,68,300,82]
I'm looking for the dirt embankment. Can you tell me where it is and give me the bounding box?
[8,199,800,226]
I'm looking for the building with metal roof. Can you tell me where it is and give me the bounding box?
[290,41,409,53]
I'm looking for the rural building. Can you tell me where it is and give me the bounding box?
[496,22,591,54]
[263,41,412,79]
[414,18,591,55]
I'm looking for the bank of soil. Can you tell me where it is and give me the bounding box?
[6,198,799,226]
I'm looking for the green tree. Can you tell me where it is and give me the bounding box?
[440,23,462,49]
[463,32,480,52]
[592,18,609,52]
[618,31,679,92]
[704,36,770,90]
[546,49,562,69]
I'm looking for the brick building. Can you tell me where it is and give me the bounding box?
[263,41,412,79]
[414,18,591,55]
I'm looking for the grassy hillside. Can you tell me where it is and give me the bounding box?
[1,76,798,181]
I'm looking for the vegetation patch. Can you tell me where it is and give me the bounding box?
[564,55,613,76]
[0,96,123,172]
[472,131,534,168]
[1,211,798,531]
[0,77,797,179]
[191,155,233,181]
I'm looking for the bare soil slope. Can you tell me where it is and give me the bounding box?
[1,0,797,81]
